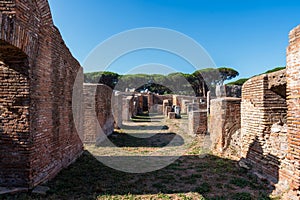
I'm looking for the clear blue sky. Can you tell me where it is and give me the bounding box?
[48,0,300,81]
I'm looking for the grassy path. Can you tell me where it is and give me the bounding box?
[1,114,276,200]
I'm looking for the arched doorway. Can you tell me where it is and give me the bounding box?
[0,39,31,187]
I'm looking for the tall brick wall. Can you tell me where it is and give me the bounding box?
[286,25,300,197]
[241,70,287,188]
[0,0,83,187]
[0,60,30,186]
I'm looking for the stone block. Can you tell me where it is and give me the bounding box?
[188,110,207,135]
[157,105,163,114]
[168,112,176,119]
[164,106,172,116]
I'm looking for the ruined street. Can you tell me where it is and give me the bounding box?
[2,114,272,200]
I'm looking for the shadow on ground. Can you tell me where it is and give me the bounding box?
[130,114,163,123]
[98,132,184,147]
[119,124,168,131]
[1,151,273,200]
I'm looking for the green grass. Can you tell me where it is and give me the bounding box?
[195,182,211,194]
[231,192,252,200]
[229,177,250,188]
[0,115,275,200]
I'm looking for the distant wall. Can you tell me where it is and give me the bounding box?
[83,84,114,144]
[216,85,242,98]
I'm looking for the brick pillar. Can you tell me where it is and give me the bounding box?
[137,95,143,114]
[187,103,200,114]
[181,100,192,114]
[188,110,207,135]
[207,91,211,115]
[157,105,163,114]
[286,25,300,197]
[148,93,154,112]
[210,98,241,154]
[164,106,172,116]
[162,100,169,114]
[122,96,133,121]
[113,92,123,128]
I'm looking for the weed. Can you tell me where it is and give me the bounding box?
[195,182,211,194]
[231,192,252,200]
[229,177,249,188]
[157,193,171,199]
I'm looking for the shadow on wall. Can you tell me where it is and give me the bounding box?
[0,43,31,187]
[244,136,279,189]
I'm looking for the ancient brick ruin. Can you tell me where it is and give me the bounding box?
[204,25,300,198]
[285,25,300,198]
[0,0,83,187]
[241,70,288,191]
[209,97,241,157]
[163,26,300,198]
[83,84,114,144]
[1,1,300,198]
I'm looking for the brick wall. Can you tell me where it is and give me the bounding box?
[112,91,123,128]
[241,70,287,188]
[0,0,83,188]
[188,110,207,135]
[209,98,241,156]
[286,24,300,198]
[83,84,114,144]
[122,95,134,121]
[0,60,30,186]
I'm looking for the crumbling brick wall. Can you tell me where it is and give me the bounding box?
[286,24,300,198]
[83,84,114,144]
[209,98,241,157]
[241,70,287,186]
[0,0,83,188]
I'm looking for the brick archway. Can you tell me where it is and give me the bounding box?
[0,0,83,188]
[0,40,30,186]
